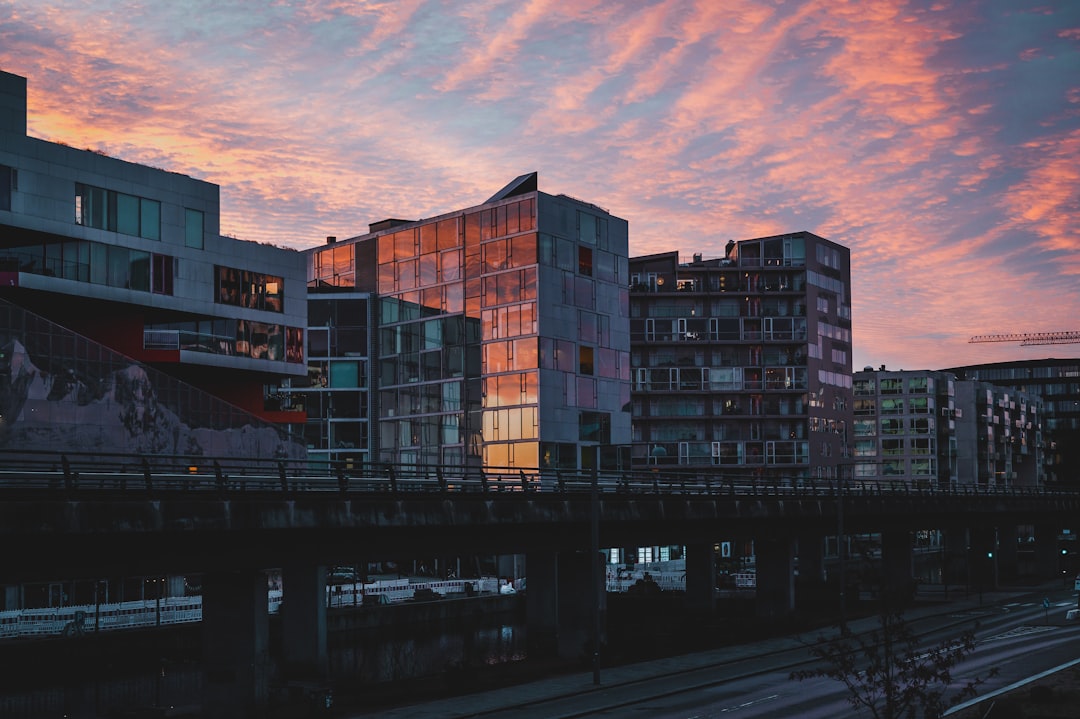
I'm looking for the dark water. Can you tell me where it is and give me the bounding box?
[0,621,527,718]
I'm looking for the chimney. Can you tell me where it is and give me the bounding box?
[326,236,337,244]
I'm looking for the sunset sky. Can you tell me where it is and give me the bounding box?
[2,0,1078,372]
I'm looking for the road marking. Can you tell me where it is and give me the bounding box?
[944,657,1080,716]
[720,694,780,712]
[983,625,1056,642]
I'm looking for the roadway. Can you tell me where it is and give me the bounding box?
[361,582,1080,718]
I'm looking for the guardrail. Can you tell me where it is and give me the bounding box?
[0,578,504,640]
[0,449,1073,500]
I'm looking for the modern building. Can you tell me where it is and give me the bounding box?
[277,289,374,470]
[0,69,307,458]
[292,173,631,473]
[945,359,1078,487]
[628,232,853,483]
[852,367,1043,488]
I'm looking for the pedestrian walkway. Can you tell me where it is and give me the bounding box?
[356,582,1074,718]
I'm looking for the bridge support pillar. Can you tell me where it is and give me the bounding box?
[684,543,716,611]
[201,569,270,718]
[281,564,328,680]
[970,526,998,595]
[1034,524,1062,581]
[996,524,1019,583]
[943,527,969,592]
[525,550,606,661]
[755,536,795,619]
[795,533,826,606]
[525,551,559,658]
[881,530,914,609]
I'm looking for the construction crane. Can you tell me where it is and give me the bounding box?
[969,331,1080,346]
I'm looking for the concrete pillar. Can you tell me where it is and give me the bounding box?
[795,534,826,606]
[524,550,606,661]
[969,526,998,593]
[497,554,524,582]
[943,527,970,590]
[881,530,914,609]
[201,570,270,718]
[281,564,328,680]
[1034,524,1062,581]
[684,543,716,611]
[555,551,606,661]
[996,524,1019,583]
[755,536,795,619]
[525,550,559,658]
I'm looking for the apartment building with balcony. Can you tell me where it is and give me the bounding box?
[853,366,1043,488]
[294,173,631,472]
[628,232,853,483]
[0,70,307,457]
[946,359,1079,487]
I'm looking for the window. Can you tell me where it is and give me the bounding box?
[75,183,160,240]
[908,377,929,393]
[910,437,932,455]
[0,164,12,212]
[216,265,284,313]
[880,398,904,415]
[882,439,903,456]
[185,209,204,249]
[910,417,933,434]
[880,378,903,394]
[881,418,903,435]
[151,254,173,295]
[579,411,610,443]
[579,346,594,375]
[578,245,593,276]
[854,378,875,396]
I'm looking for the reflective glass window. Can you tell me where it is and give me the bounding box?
[140,197,160,240]
[185,208,204,249]
[116,193,139,236]
[511,234,536,267]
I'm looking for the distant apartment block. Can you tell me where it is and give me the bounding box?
[291,173,631,472]
[853,367,1043,488]
[628,232,853,483]
[0,70,307,457]
[945,359,1079,487]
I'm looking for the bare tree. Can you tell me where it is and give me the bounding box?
[792,612,995,719]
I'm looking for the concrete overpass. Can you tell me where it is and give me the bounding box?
[2,450,1078,716]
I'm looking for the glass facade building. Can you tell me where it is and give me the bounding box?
[298,173,631,473]
[278,292,374,470]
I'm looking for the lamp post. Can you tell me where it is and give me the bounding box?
[590,460,601,685]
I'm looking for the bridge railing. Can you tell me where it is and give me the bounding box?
[0,578,505,639]
[0,449,1073,500]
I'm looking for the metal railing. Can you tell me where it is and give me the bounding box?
[0,449,1073,500]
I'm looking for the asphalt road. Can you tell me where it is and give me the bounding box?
[362,584,1080,718]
